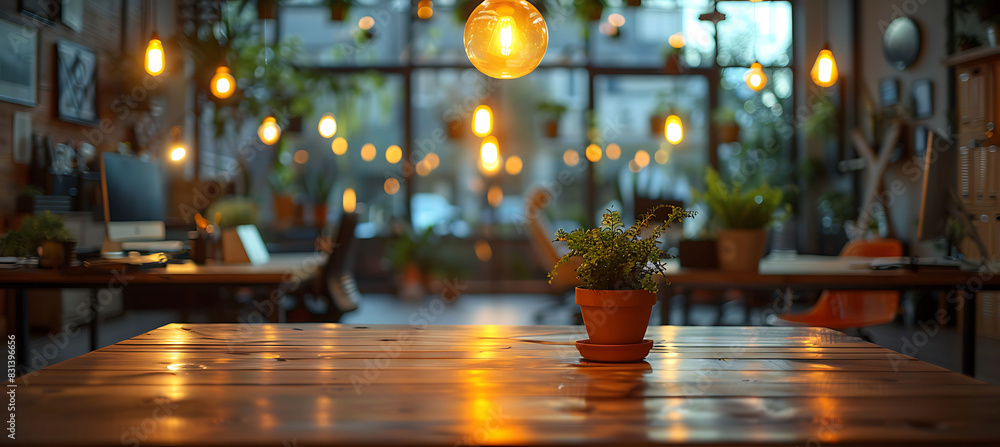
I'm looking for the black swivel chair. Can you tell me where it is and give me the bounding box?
[287,213,360,322]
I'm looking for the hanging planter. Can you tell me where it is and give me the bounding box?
[328,0,351,21]
[536,101,567,139]
[257,0,278,19]
[627,0,642,7]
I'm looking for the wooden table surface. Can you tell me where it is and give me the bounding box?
[14,324,1000,446]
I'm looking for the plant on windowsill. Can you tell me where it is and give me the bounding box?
[536,100,567,138]
[549,205,694,353]
[693,168,784,272]
[712,106,740,144]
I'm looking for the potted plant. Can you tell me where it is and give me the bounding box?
[575,0,606,22]
[326,0,351,21]
[694,168,783,272]
[649,91,671,136]
[0,212,75,268]
[805,94,838,141]
[957,33,982,51]
[268,157,300,228]
[712,107,740,144]
[536,100,567,138]
[549,205,694,360]
[301,168,335,228]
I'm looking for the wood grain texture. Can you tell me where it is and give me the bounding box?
[13,324,1000,446]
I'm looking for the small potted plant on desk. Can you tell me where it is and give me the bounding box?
[550,205,694,362]
[0,212,75,268]
[694,168,783,272]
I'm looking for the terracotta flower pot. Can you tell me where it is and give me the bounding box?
[313,204,328,228]
[544,120,559,138]
[575,288,656,345]
[38,240,75,269]
[716,228,767,272]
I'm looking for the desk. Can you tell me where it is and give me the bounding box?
[14,324,1000,446]
[0,253,324,372]
[660,255,1000,376]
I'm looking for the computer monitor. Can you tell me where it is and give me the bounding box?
[917,131,955,241]
[100,152,167,242]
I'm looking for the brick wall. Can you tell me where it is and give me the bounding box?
[0,0,143,216]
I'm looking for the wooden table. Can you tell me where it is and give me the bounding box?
[659,255,1000,376]
[13,324,1000,446]
[0,253,324,372]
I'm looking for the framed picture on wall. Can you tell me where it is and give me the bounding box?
[879,78,899,107]
[19,0,60,25]
[0,19,38,106]
[913,78,933,119]
[56,40,98,126]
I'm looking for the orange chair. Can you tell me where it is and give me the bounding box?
[772,239,902,330]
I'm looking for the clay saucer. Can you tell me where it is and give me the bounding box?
[575,339,654,363]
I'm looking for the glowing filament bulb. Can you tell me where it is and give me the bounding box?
[210,66,234,99]
[464,0,548,79]
[810,48,839,87]
[472,105,493,137]
[258,116,281,145]
[665,115,683,145]
[318,114,337,138]
[343,188,356,213]
[145,35,164,76]
[745,62,767,92]
[170,146,186,161]
[480,136,501,174]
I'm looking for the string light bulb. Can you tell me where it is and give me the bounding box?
[210,66,235,99]
[417,0,433,19]
[258,116,281,145]
[472,105,493,137]
[480,136,502,174]
[810,48,838,87]
[318,114,338,138]
[168,126,185,161]
[144,33,165,76]
[665,115,683,145]
[745,62,767,91]
[464,0,548,79]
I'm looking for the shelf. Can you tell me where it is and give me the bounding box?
[943,46,1000,67]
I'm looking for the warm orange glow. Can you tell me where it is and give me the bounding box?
[634,150,650,168]
[628,159,641,173]
[331,137,348,155]
[169,146,186,161]
[361,143,376,162]
[258,116,281,145]
[210,66,235,99]
[487,185,504,208]
[606,143,621,160]
[145,35,164,76]
[474,239,493,261]
[665,114,683,144]
[464,0,548,79]
[358,16,375,31]
[385,145,402,164]
[668,33,686,49]
[418,5,433,19]
[416,160,433,176]
[472,105,493,137]
[318,114,338,138]
[563,149,579,166]
[480,136,500,166]
[608,13,625,27]
[342,188,356,213]
[383,177,400,195]
[424,152,440,169]
[504,155,522,175]
[585,144,602,162]
[293,150,309,164]
[655,148,670,165]
[745,62,767,91]
[810,48,839,87]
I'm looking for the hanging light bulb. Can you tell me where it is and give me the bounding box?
[472,105,493,137]
[318,114,338,138]
[258,116,281,145]
[210,66,235,99]
[464,0,548,79]
[343,188,357,213]
[144,33,165,76]
[744,62,767,91]
[664,114,683,144]
[417,0,433,19]
[169,145,186,161]
[811,46,839,88]
[168,126,186,161]
[480,136,502,174]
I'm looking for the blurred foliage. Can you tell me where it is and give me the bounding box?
[0,212,74,258]
[207,197,259,228]
[693,168,784,230]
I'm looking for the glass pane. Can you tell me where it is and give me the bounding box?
[716,66,794,189]
[716,0,792,67]
[590,2,715,68]
[593,75,710,223]
[278,3,409,66]
[410,67,589,234]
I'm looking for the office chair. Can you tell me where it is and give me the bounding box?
[771,238,902,336]
[287,213,360,322]
[525,187,582,323]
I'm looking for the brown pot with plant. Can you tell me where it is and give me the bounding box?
[550,206,694,361]
[537,101,567,139]
[694,168,783,272]
[0,211,76,268]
